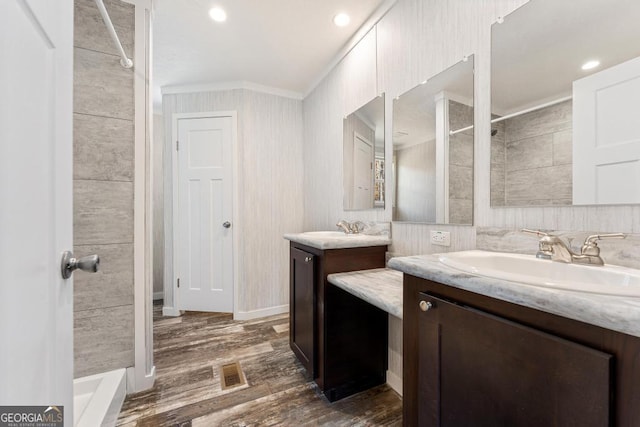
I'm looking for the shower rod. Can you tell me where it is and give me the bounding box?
[449,95,573,136]
[94,0,133,68]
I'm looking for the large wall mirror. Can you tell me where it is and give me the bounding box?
[343,95,386,210]
[392,56,474,224]
[491,0,640,207]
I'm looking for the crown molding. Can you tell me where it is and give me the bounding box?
[303,0,398,99]
[161,80,304,101]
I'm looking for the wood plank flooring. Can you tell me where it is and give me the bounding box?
[117,303,402,426]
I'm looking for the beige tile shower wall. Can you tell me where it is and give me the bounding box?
[448,100,474,224]
[73,0,135,378]
[503,100,572,206]
[490,120,507,206]
[161,90,303,314]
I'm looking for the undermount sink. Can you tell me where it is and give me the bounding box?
[438,250,640,297]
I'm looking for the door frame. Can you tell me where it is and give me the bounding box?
[352,130,374,208]
[168,111,239,317]
[124,0,155,394]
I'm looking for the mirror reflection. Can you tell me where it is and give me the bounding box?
[491,0,640,207]
[392,56,474,224]
[343,95,385,210]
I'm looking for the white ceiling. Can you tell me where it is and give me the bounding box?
[492,0,640,115]
[393,57,474,148]
[152,0,391,107]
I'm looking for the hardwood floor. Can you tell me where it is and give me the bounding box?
[117,302,402,426]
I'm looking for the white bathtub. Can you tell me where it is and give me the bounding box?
[74,369,127,427]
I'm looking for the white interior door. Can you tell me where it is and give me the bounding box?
[573,55,640,204]
[176,116,234,313]
[0,0,74,422]
[353,132,374,209]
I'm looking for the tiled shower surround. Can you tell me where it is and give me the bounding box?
[491,100,573,206]
[449,100,474,224]
[73,0,135,378]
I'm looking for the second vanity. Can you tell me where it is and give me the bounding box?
[284,230,392,401]
[389,253,640,427]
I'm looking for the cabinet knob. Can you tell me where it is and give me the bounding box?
[419,300,433,312]
[304,256,312,263]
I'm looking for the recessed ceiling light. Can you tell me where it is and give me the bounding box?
[333,13,350,27]
[209,7,227,22]
[581,60,600,71]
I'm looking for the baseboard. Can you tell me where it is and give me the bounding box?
[153,291,164,301]
[126,365,156,394]
[162,305,181,317]
[234,304,289,321]
[386,369,403,396]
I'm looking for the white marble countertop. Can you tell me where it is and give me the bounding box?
[284,232,391,250]
[328,268,403,319]
[388,254,640,339]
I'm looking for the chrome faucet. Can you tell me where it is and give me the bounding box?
[351,221,366,233]
[336,220,367,234]
[336,220,352,234]
[522,229,625,266]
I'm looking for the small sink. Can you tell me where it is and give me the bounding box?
[302,231,353,237]
[438,250,640,297]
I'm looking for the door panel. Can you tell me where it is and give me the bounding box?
[290,248,315,375]
[573,55,640,204]
[418,293,612,427]
[0,0,74,419]
[177,116,233,312]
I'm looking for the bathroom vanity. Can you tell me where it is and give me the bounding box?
[389,254,640,427]
[284,231,391,401]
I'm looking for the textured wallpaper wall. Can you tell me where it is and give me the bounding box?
[161,89,304,316]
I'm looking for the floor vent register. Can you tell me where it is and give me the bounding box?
[220,361,246,390]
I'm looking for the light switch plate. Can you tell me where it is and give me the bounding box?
[430,230,451,247]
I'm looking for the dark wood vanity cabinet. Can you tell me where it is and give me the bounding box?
[404,275,640,427]
[289,242,388,402]
[289,247,316,375]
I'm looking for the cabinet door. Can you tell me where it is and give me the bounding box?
[417,293,612,427]
[290,247,316,375]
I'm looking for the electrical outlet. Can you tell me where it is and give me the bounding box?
[430,230,451,247]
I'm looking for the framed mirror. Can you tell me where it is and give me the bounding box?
[343,95,386,210]
[392,56,474,224]
[491,0,640,207]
